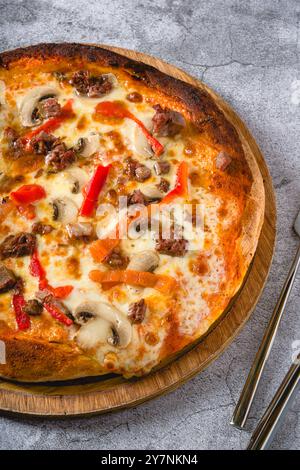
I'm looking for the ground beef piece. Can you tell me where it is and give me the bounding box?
[153,160,170,175]
[156,178,170,193]
[23,299,43,316]
[128,189,148,206]
[45,143,75,172]
[36,97,61,120]
[128,299,146,324]
[152,104,185,137]
[41,294,73,320]
[155,234,187,257]
[88,76,112,98]
[69,70,90,94]
[126,92,143,103]
[215,151,232,171]
[125,158,151,182]
[0,264,17,293]
[125,157,139,179]
[0,232,36,260]
[32,222,54,235]
[104,248,128,269]
[135,165,151,182]
[30,131,58,155]
[69,70,113,97]
[3,127,25,159]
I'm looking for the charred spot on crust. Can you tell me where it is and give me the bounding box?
[0,43,248,161]
[124,62,146,81]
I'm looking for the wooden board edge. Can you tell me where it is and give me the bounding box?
[0,44,276,417]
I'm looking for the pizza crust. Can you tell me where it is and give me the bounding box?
[239,141,265,267]
[0,322,104,382]
[0,43,265,382]
[0,43,244,153]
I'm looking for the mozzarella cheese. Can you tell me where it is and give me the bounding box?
[0,67,236,377]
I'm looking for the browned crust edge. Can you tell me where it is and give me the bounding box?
[200,82,265,282]
[0,327,104,382]
[0,43,243,154]
[0,43,265,382]
[239,140,265,268]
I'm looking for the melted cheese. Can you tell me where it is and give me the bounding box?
[0,64,241,377]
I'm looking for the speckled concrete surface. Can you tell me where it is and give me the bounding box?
[0,0,299,450]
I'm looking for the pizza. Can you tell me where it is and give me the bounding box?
[0,44,264,381]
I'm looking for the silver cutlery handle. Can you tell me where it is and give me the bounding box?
[247,359,300,450]
[231,244,300,429]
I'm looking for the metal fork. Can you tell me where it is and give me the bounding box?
[231,210,300,429]
[247,355,300,449]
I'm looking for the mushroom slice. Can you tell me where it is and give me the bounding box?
[73,302,98,326]
[127,250,160,272]
[75,301,132,348]
[19,86,60,127]
[51,197,78,224]
[63,167,89,194]
[77,317,113,349]
[141,185,163,200]
[66,222,93,239]
[132,117,153,159]
[77,133,100,158]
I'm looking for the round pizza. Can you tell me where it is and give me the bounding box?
[0,44,264,381]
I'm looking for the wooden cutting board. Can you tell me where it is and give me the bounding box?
[0,45,276,417]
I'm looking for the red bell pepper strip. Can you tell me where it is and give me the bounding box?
[45,284,73,299]
[43,302,73,326]
[95,101,164,156]
[21,99,74,146]
[29,249,47,281]
[12,294,31,331]
[29,249,73,301]
[80,164,111,217]
[11,184,46,220]
[38,278,48,291]
[160,161,189,205]
[10,184,46,205]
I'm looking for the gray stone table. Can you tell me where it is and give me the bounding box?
[0,0,299,450]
